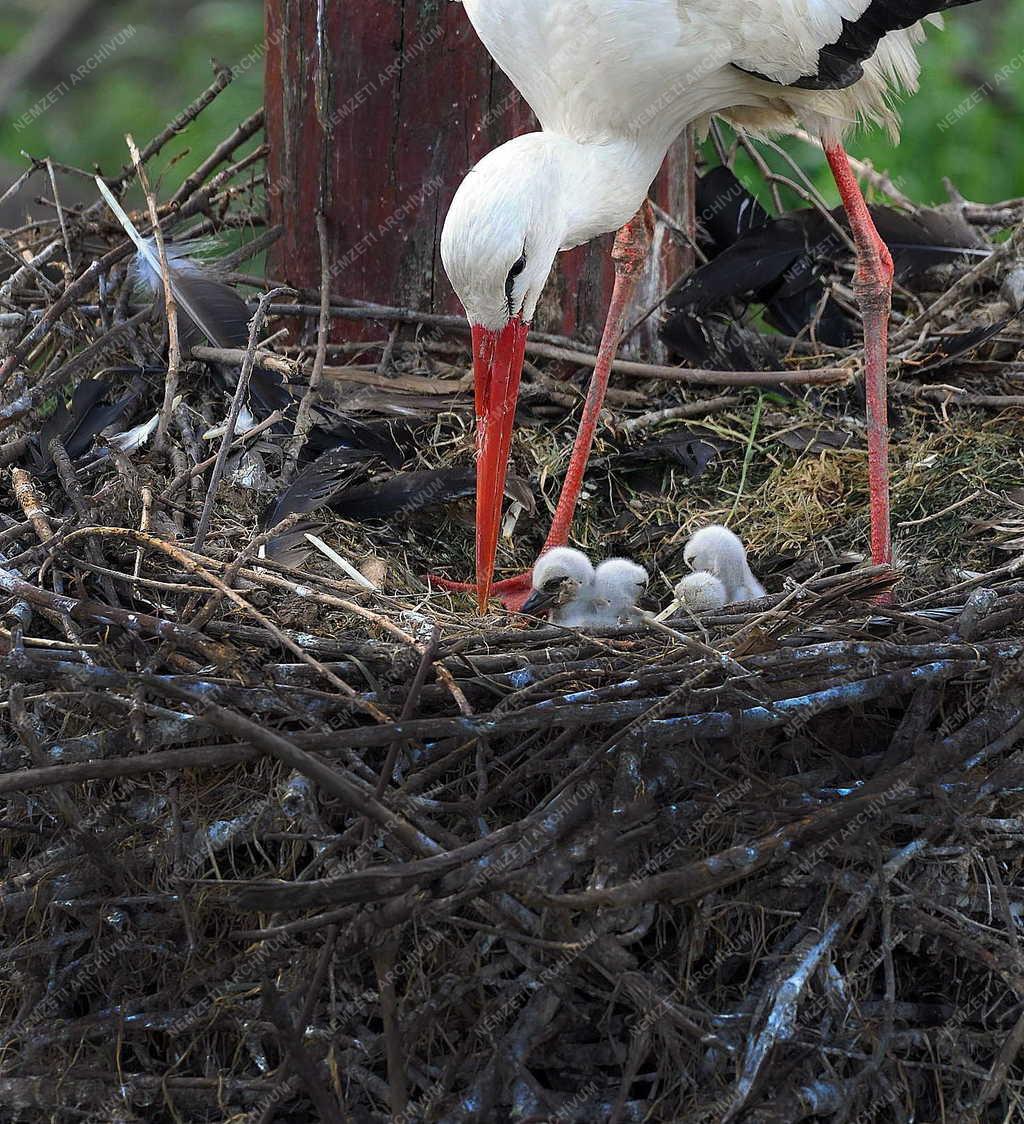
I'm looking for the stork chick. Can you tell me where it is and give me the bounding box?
[519,546,597,625]
[683,526,765,605]
[675,571,729,613]
[592,558,649,625]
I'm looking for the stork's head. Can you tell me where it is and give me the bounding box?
[684,525,748,580]
[593,558,648,619]
[675,571,728,613]
[520,546,594,617]
[442,136,568,608]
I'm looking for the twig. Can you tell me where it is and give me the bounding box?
[524,340,851,386]
[44,159,73,272]
[620,394,742,433]
[261,979,347,1123]
[10,467,53,543]
[60,526,391,722]
[721,832,936,1122]
[126,133,180,452]
[162,408,284,498]
[286,212,330,477]
[0,563,234,664]
[192,286,294,551]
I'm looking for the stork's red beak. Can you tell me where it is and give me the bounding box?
[472,316,529,610]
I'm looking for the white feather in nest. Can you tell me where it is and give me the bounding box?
[96,176,253,350]
[104,395,183,453]
[105,412,160,453]
[202,405,257,440]
[96,178,292,422]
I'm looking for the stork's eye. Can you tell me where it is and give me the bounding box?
[505,251,527,315]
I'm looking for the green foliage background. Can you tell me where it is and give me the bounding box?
[0,1,1020,219]
[0,1,265,205]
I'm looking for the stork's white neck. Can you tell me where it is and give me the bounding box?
[550,134,668,249]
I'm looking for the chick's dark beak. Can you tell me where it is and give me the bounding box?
[519,585,556,616]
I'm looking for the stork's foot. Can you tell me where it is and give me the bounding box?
[426,571,535,613]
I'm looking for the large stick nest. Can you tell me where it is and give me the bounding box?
[1,76,1024,1123]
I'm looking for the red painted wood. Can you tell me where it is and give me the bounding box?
[264,1,693,350]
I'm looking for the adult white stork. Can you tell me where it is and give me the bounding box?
[432,0,979,610]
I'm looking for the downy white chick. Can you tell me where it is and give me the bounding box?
[675,571,728,613]
[520,547,598,626]
[592,558,649,625]
[683,525,765,605]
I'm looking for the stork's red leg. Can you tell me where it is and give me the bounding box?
[429,202,655,611]
[823,143,894,569]
[539,200,655,554]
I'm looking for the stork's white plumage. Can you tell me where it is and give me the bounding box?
[519,545,598,625]
[593,557,649,624]
[436,0,978,609]
[684,524,766,604]
[676,571,729,613]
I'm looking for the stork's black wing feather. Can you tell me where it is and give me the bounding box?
[328,469,482,522]
[303,416,410,469]
[666,202,985,313]
[171,270,252,353]
[738,0,980,90]
[663,181,985,354]
[680,167,855,350]
[918,311,1022,371]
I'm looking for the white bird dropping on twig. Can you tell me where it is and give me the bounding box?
[675,571,728,613]
[683,525,765,605]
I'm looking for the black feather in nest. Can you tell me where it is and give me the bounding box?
[32,376,145,471]
[661,312,792,372]
[328,468,522,522]
[302,415,411,470]
[264,462,531,533]
[915,309,1023,372]
[262,451,534,564]
[696,165,772,249]
[261,447,381,529]
[126,236,293,424]
[131,244,293,424]
[95,181,292,427]
[668,167,853,357]
[663,166,989,360]
[608,432,722,473]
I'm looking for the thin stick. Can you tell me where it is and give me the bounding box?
[620,394,741,434]
[287,212,330,477]
[162,408,284,498]
[525,339,851,387]
[44,158,73,273]
[304,534,378,591]
[10,468,53,543]
[126,133,180,452]
[61,526,390,723]
[192,286,294,552]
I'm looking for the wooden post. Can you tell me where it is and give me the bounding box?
[264,1,693,355]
